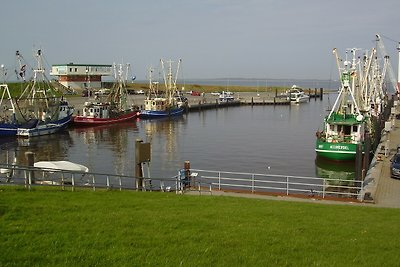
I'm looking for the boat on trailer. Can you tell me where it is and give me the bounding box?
[73,63,139,125]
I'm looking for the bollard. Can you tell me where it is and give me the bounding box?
[385,139,390,157]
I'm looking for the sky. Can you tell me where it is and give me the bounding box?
[0,0,399,81]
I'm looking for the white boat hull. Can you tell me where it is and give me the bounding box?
[17,116,72,137]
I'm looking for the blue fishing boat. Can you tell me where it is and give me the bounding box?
[139,59,185,118]
[0,64,21,137]
[15,50,74,137]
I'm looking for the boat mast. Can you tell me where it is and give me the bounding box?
[0,65,13,106]
[398,41,400,92]
[328,48,362,119]
[173,59,182,90]
[147,66,156,99]
[160,59,174,105]
[376,34,399,93]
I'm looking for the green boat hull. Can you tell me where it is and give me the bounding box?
[315,140,359,161]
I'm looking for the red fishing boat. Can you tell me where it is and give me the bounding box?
[73,63,139,126]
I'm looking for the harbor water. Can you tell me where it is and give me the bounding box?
[0,92,354,180]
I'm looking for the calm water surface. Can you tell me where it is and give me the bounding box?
[0,94,354,179]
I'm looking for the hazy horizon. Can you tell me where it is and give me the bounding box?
[1,0,398,81]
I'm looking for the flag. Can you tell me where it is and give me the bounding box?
[19,64,26,80]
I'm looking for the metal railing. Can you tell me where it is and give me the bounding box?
[0,164,364,200]
[0,164,182,193]
[190,169,364,200]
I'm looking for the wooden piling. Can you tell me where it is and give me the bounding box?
[135,139,143,191]
[363,134,371,180]
[184,160,191,187]
[355,144,363,181]
[25,152,35,186]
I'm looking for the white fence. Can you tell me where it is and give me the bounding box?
[0,164,181,193]
[0,164,364,201]
[190,169,364,200]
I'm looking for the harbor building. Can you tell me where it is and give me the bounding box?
[50,63,112,90]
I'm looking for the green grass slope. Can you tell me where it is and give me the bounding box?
[0,186,399,266]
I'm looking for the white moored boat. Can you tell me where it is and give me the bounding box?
[287,85,310,104]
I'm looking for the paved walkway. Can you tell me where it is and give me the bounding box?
[364,106,400,208]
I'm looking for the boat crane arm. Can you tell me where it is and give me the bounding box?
[160,59,168,90]
[328,48,362,120]
[360,48,376,109]
[173,59,182,88]
[376,34,398,93]
[332,48,343,87]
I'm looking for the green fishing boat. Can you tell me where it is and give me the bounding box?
[315,48,369,161]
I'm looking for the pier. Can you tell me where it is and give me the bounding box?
[184,89,324,110]
[362,99,400,208]
[66,90,325,115]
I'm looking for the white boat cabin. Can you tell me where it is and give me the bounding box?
[287,86,309,103]
[58,100,74,120]
[323,121,365,144]
[81,101,111,119]
[144,97,174,111]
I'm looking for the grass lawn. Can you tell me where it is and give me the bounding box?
[0,186,399,266]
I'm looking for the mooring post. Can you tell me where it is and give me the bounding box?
[135,139,144,191]
[184,160,191,188]
[355,144,363,181]
[363,134,371,181]
[25,151,35,186]
[320,88,323,100]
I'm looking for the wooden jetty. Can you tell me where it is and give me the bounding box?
[187,100,241,112]
[186,88,324,110]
